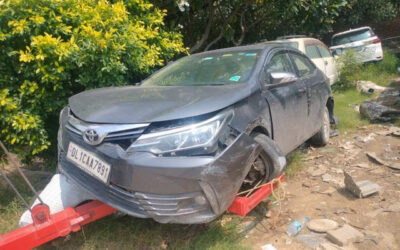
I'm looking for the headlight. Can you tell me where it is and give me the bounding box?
[127,110,233,155]
[58,107,68,150]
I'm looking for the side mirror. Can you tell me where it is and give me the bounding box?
[269,72,298,85]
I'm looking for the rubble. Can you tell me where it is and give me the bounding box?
[344,171,381,198]
[367,152,400,170]
[307,219,339,233]
[317,242,342,250]
[359,87,400,122]
[356,80,387,94]
[326,224,363,246]
[296,234,327,249]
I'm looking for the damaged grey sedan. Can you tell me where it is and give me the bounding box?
[58,42,336,224]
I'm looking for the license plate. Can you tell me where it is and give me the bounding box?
[66,142,111,183]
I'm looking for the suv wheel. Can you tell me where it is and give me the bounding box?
[311,107,330,146]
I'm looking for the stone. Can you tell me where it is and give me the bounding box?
[366,152,400,170]
[344,171,381,198]
[261,243,277,250]
[296,234,327,249]
[317,242,343,250]
[322,173,334,183]
[326,224,364,246]
[307,219,339,233]
[352,163,370,169]
[318,186,336,196]
[359,87,400,122]
[356,80,387,94]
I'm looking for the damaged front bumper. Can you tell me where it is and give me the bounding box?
[58,130,260,224]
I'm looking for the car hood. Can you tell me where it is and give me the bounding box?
[69,84,250,124]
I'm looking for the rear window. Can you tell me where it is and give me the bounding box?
[332,28,374,46]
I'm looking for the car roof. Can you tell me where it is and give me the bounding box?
[193,42,288,57]
[332,26,372,38]
[273,37,328,48]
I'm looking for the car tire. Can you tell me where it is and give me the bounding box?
[311,107,330,146]
[252,133,274,181]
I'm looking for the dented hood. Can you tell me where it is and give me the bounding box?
[69,84,250,124]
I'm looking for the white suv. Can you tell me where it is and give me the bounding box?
[330,26,383,63]
[275,36,338,85]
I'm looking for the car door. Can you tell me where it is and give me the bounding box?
[316,45,338,85]
[260,51,309,154]
[289,52,322,137]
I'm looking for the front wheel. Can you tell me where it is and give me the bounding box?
[311,107,330,146]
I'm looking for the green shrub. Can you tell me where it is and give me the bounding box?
[0,0,186,159]
[334,50,361,90]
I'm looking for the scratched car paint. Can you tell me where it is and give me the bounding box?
[58,42,336,224]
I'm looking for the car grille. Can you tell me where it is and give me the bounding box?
[65,114,149,149]
[109,183,207,216]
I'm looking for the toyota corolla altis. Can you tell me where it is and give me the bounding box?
[58,42,336,223]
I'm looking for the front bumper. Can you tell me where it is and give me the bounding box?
[58,129,259,224]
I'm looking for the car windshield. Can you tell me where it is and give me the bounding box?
[332,28,374,46]
[142,50,260,86]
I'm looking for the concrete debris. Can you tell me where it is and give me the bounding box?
[354,133,376,143]
[317,242,343,250]
[322,173,334,183]
[326,224,364,246]
[307,219,339,233]
[344,171,381,198]
[296,234,327,249]
[352,163,370,169]
[366,152,400,170]
[356,80,387,94]
[359,87,400,122]
[317,186,336,196]
[261,243,277,250]
[308,166,328,177]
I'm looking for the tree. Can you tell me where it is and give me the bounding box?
[0,0,186,159]
[155,0,398,52]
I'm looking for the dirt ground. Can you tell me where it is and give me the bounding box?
[239,124,400,250]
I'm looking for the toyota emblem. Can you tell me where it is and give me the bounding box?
[83,129,101,145]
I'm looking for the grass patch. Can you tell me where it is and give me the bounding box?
[284,151,305,178]
[333,89,370,132]
[39,215,248,250]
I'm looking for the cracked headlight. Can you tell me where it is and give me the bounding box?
[127,110,233,155]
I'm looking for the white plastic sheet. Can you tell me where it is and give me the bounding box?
[19,173,95,227]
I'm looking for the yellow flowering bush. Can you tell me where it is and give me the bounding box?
[0,0,186,159]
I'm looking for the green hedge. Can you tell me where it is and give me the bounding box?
[0,0,186,160]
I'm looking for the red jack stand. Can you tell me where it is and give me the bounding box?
[228,174,285,216]
[0,174,285,250]
[0,200,116,250]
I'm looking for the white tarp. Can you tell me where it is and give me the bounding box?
[19,173,95,227]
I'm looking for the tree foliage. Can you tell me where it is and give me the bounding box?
[156,0,398,52]
[0,0,186,159]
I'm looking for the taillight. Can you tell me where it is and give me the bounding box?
[370,38,381,44]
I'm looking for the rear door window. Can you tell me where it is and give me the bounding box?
[305,45,321,59]
[316,46,332,58]
[290,53,315,77]
[332,28,374,46]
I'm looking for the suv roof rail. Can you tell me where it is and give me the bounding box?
[276,35,307,40]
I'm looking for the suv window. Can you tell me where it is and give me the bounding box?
[291,53,315,77]
[266,53,295,74]
[332,28,374,46]
[317,45,331,58]
[305,45,321,59]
